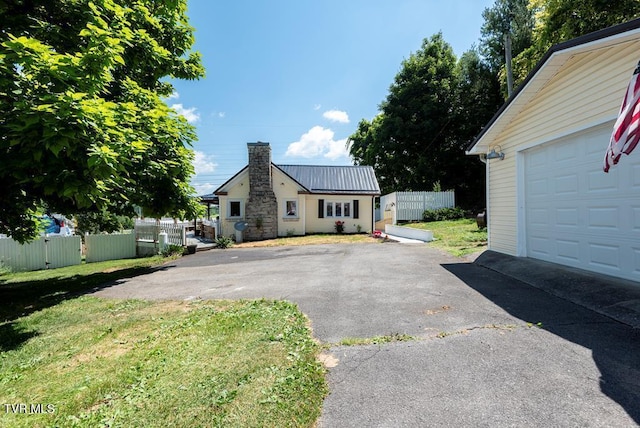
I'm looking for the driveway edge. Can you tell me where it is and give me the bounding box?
[474,250,640,329]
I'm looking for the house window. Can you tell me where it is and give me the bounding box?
[228,200,242,218]
[285,200,298,217]
[325,202,350,218]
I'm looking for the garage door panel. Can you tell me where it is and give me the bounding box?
[588,242,622,271]
[633,207,640,232]
[555,208,579,227]
[529,235,552,258]
[556,239,581,263]
[587,169,618,192]
[555,173,579,196]
[587,207,619,230]
[633,163,640,188]
[525,124,639,282]
[528,178,549,197]
[634,248,640,277]
[528,149,548,170]
[529,208,549,226]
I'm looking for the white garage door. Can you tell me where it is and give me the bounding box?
[525,123,640,282]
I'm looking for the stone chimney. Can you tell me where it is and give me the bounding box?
[244,142,278,240]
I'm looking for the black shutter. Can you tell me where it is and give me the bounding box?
[318,199,324,218]
[353,199,359,219]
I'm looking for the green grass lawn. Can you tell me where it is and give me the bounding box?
[0,259,326,428]
[405,218,488,257]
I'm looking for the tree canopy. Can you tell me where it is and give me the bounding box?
[0,0,204,242]
[349,0,640,211]
[349,34,500,209]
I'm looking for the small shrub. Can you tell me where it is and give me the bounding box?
[214,236,234,249]
[286,229,295,237]
[0,261,12,275]
[162,244,184,257]
[334,220,345,234]
[422,207,467,222]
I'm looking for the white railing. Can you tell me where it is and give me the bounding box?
[134,221,186,246]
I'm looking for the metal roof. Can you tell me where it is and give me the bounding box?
[276,165,381,195]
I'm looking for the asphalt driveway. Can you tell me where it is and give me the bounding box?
[93,243,640,427]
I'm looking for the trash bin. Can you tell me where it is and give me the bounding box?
[476,209,487,229]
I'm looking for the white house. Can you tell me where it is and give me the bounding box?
[466,19,640,283]
[215,142,381,240]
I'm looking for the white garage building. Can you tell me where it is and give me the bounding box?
[466,19,640,283]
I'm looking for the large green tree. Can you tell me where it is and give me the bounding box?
[350,34,495,210]
[0,0,204,242]
[512,0,640,86]
[531,0,640,47]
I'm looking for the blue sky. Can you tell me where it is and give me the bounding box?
[170,1,495,195]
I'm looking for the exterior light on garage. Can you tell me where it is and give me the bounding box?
[486,146,505,160]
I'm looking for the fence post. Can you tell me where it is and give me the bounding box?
[158,231,168,253]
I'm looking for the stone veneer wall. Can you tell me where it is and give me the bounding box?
[244,142,278,240]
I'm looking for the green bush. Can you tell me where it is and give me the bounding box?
[422,207,467,222]
[162,244,184,257]
[214,236,234,249]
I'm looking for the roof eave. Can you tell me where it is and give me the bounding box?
[466,18,640,156]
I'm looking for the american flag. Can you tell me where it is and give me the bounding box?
[604,61,640,172]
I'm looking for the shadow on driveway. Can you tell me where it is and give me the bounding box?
[442,262,640,424]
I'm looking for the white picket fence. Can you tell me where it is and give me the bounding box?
[380,191,455,223]
[0,221,188,272]
[134,222,186,246]
[0,236,82,271]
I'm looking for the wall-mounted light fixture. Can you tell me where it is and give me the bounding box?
[486,145,505,160]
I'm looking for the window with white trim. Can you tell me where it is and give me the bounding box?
[325,201,351,218]
[228,200,243,218]
[285,199,298,217]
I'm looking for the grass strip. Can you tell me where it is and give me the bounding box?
[405,218,487,257]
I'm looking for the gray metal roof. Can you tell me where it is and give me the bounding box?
[276,165,381,195]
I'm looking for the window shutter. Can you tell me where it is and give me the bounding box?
[353,199,359,219]
[318,199,324,218]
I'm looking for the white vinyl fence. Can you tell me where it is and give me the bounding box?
[0,236,82,271]
[85,232,136,263]
[380,191,455,223]
[0,221,190,272]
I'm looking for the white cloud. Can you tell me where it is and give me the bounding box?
[193,182,216,196]
[323,110,350,124]
[193,151,217,175]
[171,103,200,123]
[286,126,350,160]
[166,91,179,100]
[326,137,351,160]
[314,104,322,111]
[218,112,226,118]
